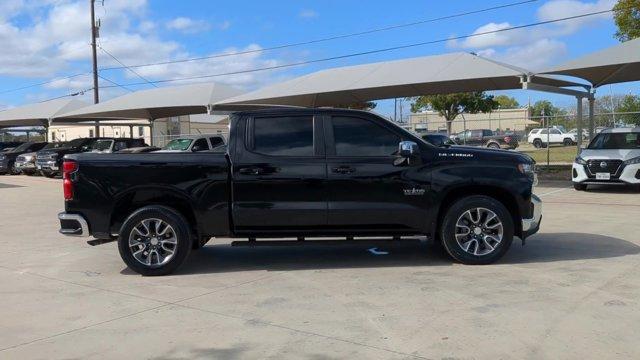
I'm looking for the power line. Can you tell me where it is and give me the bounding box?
[100,0,540,71]
[98,44,159,88]
[38,88,93,103]
[97,74,134,92]
[0,72,92,95]
[101,8,617,88]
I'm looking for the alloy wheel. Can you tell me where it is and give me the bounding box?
[128,218,178,267]
[454,207,504,256]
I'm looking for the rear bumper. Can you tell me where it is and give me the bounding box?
[58,212,90,237]
[521,194,542,238]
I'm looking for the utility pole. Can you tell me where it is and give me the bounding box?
[90,0,100,136]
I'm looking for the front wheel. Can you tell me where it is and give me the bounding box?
[440,195,514,265]
[533,139,542,149]
[8,162,20,175]
[487,142,501,149]
[118,206,193,276]
[563,138,573,146]
[40,170,58,178]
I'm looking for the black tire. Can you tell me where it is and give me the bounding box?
[563,138,573,146]
[8,162,19,175]
[118,205,193,276]
[574,183,587,191]
[487,142,501,149]
[533,139,542,149]
[40,170,58,178]
[440,195,514,265]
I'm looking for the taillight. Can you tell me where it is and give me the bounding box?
[63,160,78,201]
[504,136,512,143]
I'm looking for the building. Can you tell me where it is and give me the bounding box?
[406,107,538,135]
[47,114,229,146]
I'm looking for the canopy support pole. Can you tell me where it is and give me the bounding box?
[149,120,154,146]
[588,96,595,142]
[576,97,583,152]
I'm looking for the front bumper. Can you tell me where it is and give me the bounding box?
[16,161,35,170]
[572,162,640,185]
[521,194,542,238]
[36,158,59,171]
[58,212,90,237]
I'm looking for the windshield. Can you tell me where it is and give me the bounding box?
[44,142,67,149]
[9,143,32,152]
[163,139,193,151]
[588,132,640,150]
[90,140,114,152]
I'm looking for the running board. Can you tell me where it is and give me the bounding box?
[87,238,117,246]
[231,237,425,247]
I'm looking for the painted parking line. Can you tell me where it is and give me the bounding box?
[536,186,572,197]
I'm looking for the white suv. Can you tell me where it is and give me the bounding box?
[572,128,640,191]
[527,128,576,148]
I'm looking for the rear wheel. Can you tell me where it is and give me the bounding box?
[440,195,514,265]
[118,206,193,276]
[533,139,542,149]
[487,142,501,149]
[574,183,587,191]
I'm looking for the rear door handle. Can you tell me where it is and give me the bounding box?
[332,166,355,174]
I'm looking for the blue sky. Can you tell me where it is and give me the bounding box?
[0,0,635,118]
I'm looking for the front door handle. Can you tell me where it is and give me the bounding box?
[332,165,355,174]
[239,167,263,175]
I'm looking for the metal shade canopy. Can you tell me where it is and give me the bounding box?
[213,52,586,110]
[57,82,245,121]
[0,98,89,128]
[542,38,640,87]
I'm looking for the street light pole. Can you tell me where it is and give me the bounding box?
[90,0,100,135]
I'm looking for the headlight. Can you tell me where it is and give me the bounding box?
[0,155,5,161]
[624,156,640,165]
[517,163,535,174]
[575,156,588,165]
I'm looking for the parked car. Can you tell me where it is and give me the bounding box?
[58,108,541,276]
[16,142,69,175]
[36,138,146,177]
[155,135,226,153]
[527,128,576,148]
[0,142,49,175]
[572,127,640,191]
[422,133,457,147]
[117,146,160,153]
[452,129,519,149]
[0,142,23,153]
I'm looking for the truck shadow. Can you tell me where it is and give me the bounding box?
[159,233,640,275]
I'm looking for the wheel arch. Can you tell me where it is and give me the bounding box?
[435,184,522,239]
[110,186,199,240]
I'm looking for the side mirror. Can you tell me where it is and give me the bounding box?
[192,145,203,152]
[398,141,419,157]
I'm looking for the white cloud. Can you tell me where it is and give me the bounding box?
[0,1,288,103]
[536,0,615,34]
[299,9,318,19]
[449,0,614,71]
[166,17,211,34]
[477,39,568,70]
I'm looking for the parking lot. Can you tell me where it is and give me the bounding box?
[1,175,639,359]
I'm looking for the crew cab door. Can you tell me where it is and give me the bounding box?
[231,114,327,231]
[324,115,429,233]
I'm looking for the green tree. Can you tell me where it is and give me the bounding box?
[494,95,520,109]
[409,92,498,134]
[614,0,640,41]
[617,95,640,125]
[531,100,568,128]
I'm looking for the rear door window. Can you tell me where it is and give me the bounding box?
[209,137,224,147]
[252,116,314,156]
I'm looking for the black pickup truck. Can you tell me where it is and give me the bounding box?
[58,108,541,275]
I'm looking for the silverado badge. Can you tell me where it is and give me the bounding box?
[403,188,425,196]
